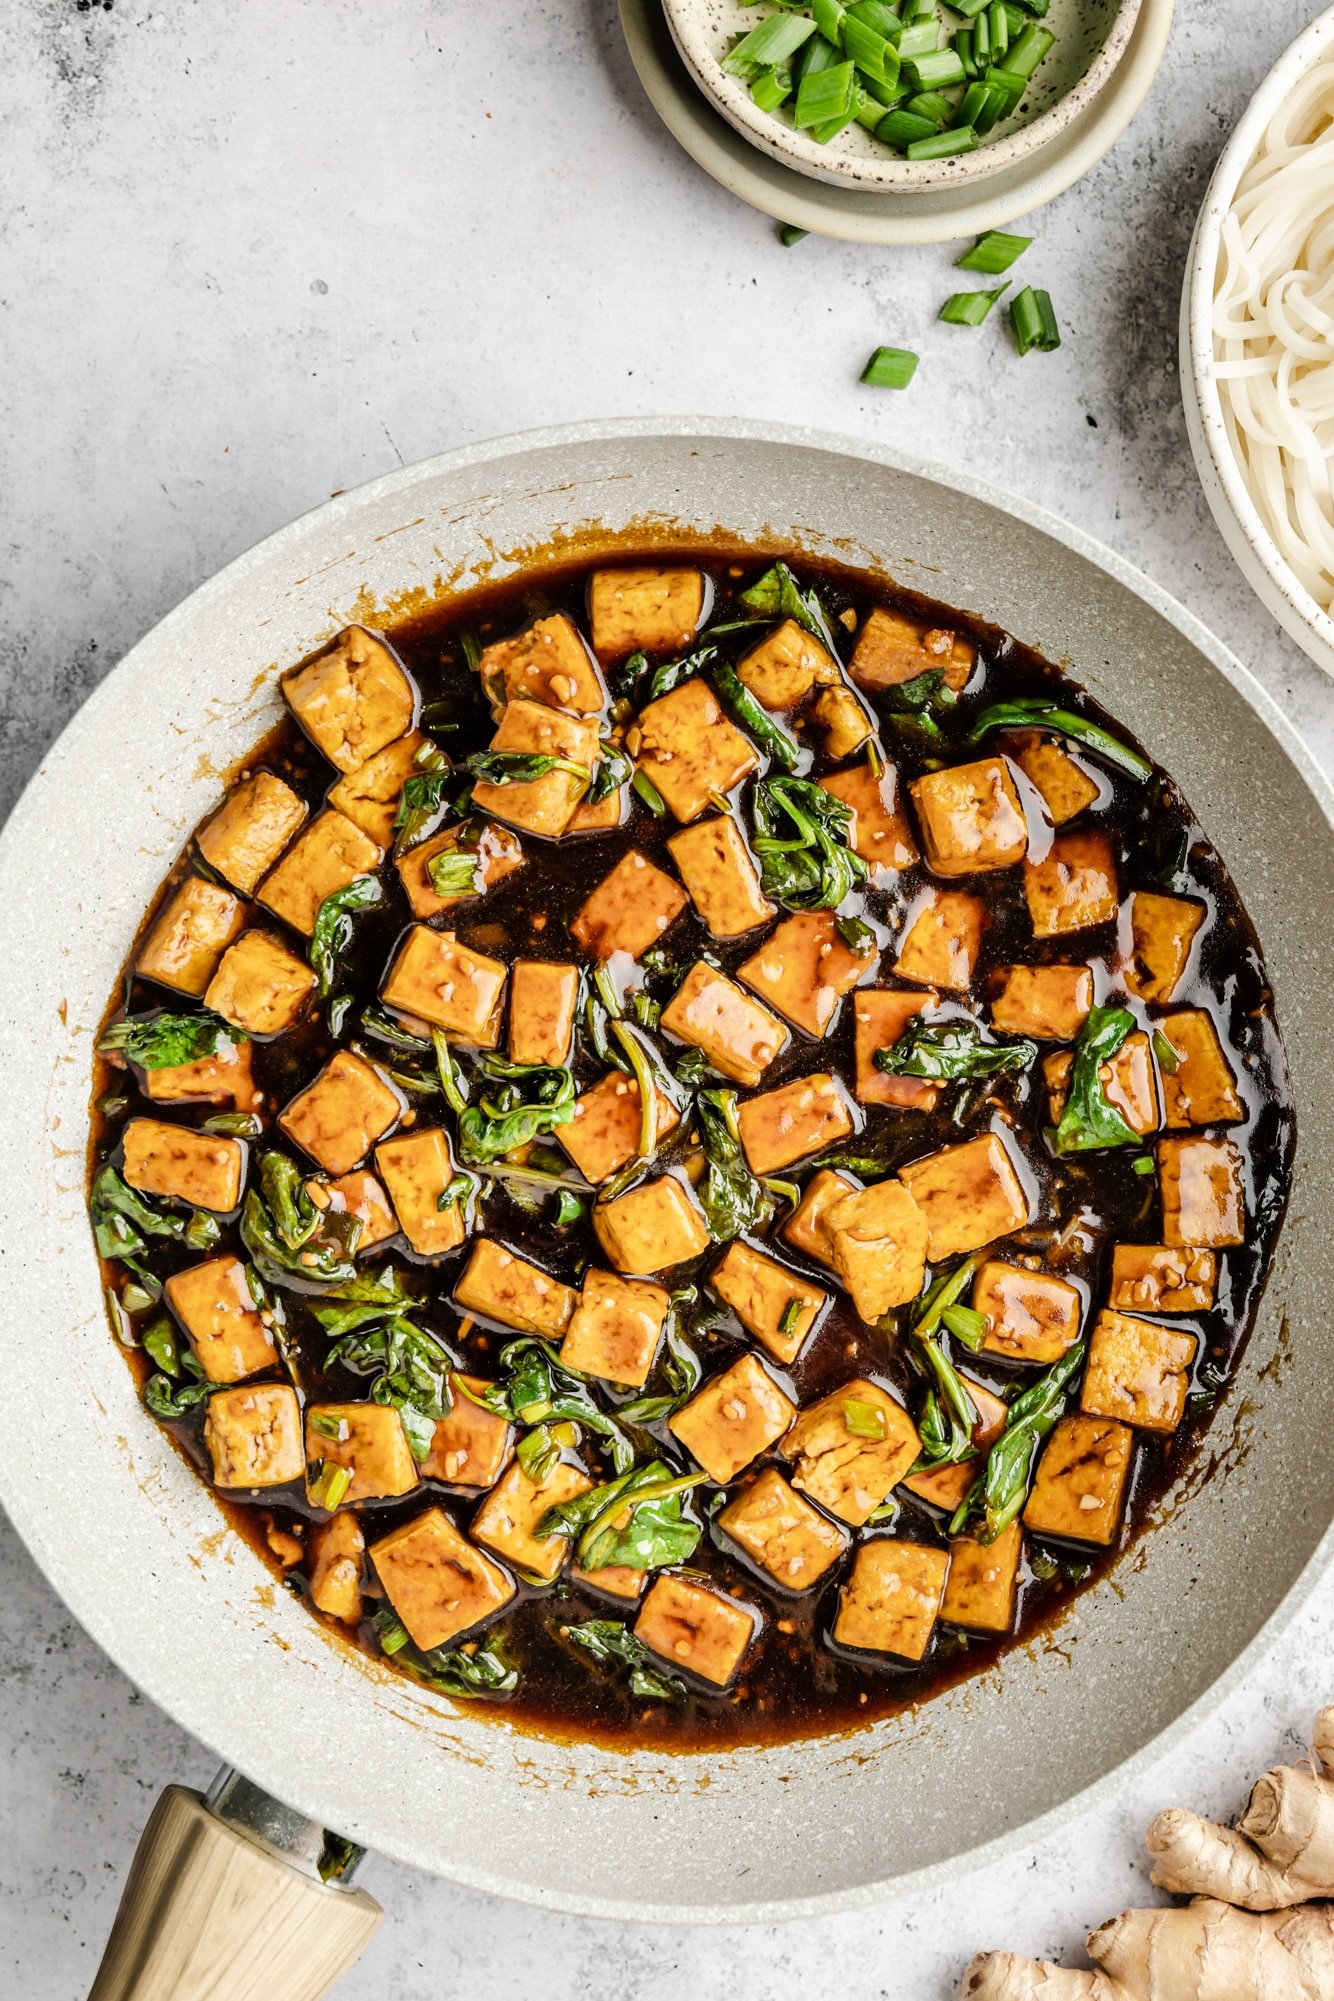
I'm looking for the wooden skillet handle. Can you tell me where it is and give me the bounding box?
[88,1784,382,2001]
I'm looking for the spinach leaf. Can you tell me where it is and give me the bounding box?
[324,1316,454,1440]
[456,1053,576,1164]
[310,875,383,998]
[617,1299,705,1423]
[537,1458,705,1572]
[484,1338,637,1474]
[910,1340,979,1470]
[875,1018,1037,1081]
[392,743,454,856]
[141,1328,217,1420]
[647,645,719,701]
[372,1607,517,1700]
[696,1089,773,1241]
[587,739,632,802]
[950,1341,1086,1543]
[239,1151,378,1288]
[98,1008,246,1070]
[750,777,868,911]
[878,668,957,744]
[144,1372,218,1421]
[1050,1004,1141,1154]
[561,1620,685,1702]
[965,697,1152,781]
[710,659,800,772]
[90,1165,201,1255]
[738,560,839,655]
[465,749,590,787]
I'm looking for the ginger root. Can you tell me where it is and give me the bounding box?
[962,1711,1334,2001]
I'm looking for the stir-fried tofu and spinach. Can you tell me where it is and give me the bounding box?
[89,554,1294,1748]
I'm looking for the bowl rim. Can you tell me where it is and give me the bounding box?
[1182,2,1334,673]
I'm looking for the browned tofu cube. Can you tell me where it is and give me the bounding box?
[782,1167,857,1271]
[736,1071,855,1176]
[1005,730,1100,825]
[369,1506,514,1650]
[204,929,316,1037]
[812,685,874,759]
[738,909,876,1037]
[1108,1245,1217,1315]
[1024,831,1119,938]
[990,963,1093,1041]
[509,960,580,1066]
[395,821,523,922]
[668,815,774,938]
[709,1241,827,1365]
[902,1377,1007,1511]
[941,1522,1023,1635]
[635,679,759,823]
[283,626,415,774]
[256,810,382,938]
[592,1175,710,1276]
[833,1539,948,1660]
[827,1181,929,1321]
[853,987,941,1111]
[278,1050,401,1175]
[894,889,986,992]
[471,1459,593,1582]
[668,1354,797,1483]
[1157,1009,1243,1128]
[143,1036,258,1110]
[633,1574,755,1686]
[374,1128,467,1259]
[1081,1309,1197,1434]
[196,772,308,895]
[308,1512,365,1624]
[454,1238,575,1338]
[380,926,507,1045]
[974,1260,1082,1364]
[782,1378,919,1526]
[313,1169,398,1251]
[1124,891,1206,1003]
[305,1402,419,1504]
[1159,1135,1245,1248]
[717,1469,847,1591]
[1043,1032,1161,1137]
[567,787,627,836]
[421,1374,514,1488]
[469,699,599,838]
[121,1118,245,1213]
[328,730,427,846]
[1024,1414,1133,1545]
[205,1383,304,1489]
[589,566,704,658]
[820,762,919,874]
[899,1130,1030,1260]
[736,619,837,708]
[659,961,786,1087]
[164,1254,277,1383]
[571,1562,646,1603]
[480,613,606,715]
[559,1268,671,1387]
[910,757,1029,876]
[849,607,973,694]
[137,877,247,998]
[570,849,689,961]
[558,1069,680,1185]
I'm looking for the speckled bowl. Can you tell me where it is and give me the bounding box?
[1,419,1332,1921]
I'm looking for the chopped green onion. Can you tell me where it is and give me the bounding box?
[971,81,1011,132]
[308,1461,352,1512]
[957,230,1031,271]
[940,282,1009,325]
[987,1,1009,58]
[843,16,899,86]
[794,58,859,130]
[1132,1155,1156,1177]
[1010,285,1061,355]
[973,10,990,61]
[1001,21,1054,75]
[846,0,902,32]
[955,28,976,76]
[813,0,846,41]
[779,222,809,246]
[723,13,817,74]
[907,124,976,159]
[779,1297,805,1338]
[752,64,793,111]
[631,768,667,816]
[854,83,890,129]
[982,63,1026,110]
[904,47,965,89]
[860,344,919,388]
[795,31,842,81]
[954,80,988,125]
[906,89,954,125]
[876,107,938,147]
[949,0,990,17]
[896,20,939,56]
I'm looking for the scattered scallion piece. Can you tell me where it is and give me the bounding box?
[939,282,1010,326]
[1010,284,1061,355]
[860,344,920,389]
[956,229,1031,273]
[779,223,809,246]
[752,64,793,112]
[906,124,976,160]
[1002,21,1054,76]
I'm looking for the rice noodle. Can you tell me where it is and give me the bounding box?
[1211,58,1334,613]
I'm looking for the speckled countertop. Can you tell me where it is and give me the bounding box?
[3,2,1334,1995]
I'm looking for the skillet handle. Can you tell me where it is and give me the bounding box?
[88,1784,382,2001]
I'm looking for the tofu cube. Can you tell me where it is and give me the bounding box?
[204,1383,304,1489]
[571,1563,646,1603]
[558,1069,680,1185]
[853,987,941,1111]
[509,960,580,1066]
[820,762,919,874]
[137,877,247,997]
[205,928,316,1037]
[380,926,507,1045]
[812,685,874,759]
[589,566,704,658]
[374,1127,468,1258]
[369,1506,514,1650]
[833,1539,949,1660]
[1043,1032,1161,1136]
[910,757,1029,876]
[974,1260,1083,1364]
[308,1512,365,1625]
[668,1354,797,1483]
[894,889,986,992]
[256,810,382,938]
[827,1181,930,1321]
[1005,730,1100,825]
[327,730,426,846]
[1124,891,1206,1003]
[570,848,688,961]
[899,1130,1030,1260]
[738,909,876,1037]
[635,679,759,823]
[990,963,1093,1041]
[283,625,416,774]
[717,1468,847,1591]
[143,1036,258,1110]
[471,1459,593,1582]
[668,815,774,938]
[567,787,626,835]
[1023,1414,1134,1545]
[121,1117,245,1213]
[1157,1009,1244,1127]
[1109,1245,1217,1315]
[395,821,523,922]
[633,1574,755,1686]
[592,1175,710,1276]
[164,1254,277,1383]
[659,961,787,1087]
[314,1169,398,1251]
[781,1378,919,1526]
[736,1071,855,1176]
[709,1241,827,1364]
[305,1402,419,1504]
[736,619,837,708]
[941,1522,1023,1635]
[902,1377,1007,1512]
[1081,1308,1197,1434]
[782,1167,858,1271]
[1159,1135,1245,1247]
[421,1374,514,1488]
[196,772,308,895]
[278,1050,401,1176]
[469,700,599,839]
[480,613,606,715]
[559,1268,671,1387]
[454,1238,577,1338]
[849,607,973,694]
[1024,831,1119,938]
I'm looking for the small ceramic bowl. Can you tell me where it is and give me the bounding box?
[663,0,1144,191]
[1181,4,1334,680]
